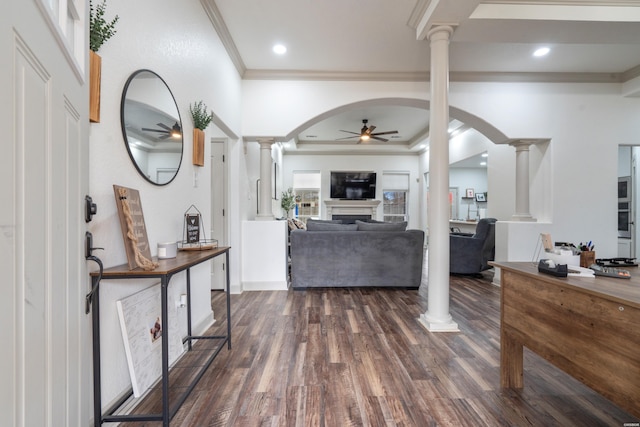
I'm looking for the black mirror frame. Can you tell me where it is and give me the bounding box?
[120,69,183,186]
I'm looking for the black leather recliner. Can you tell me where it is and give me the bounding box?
[450,218,497,275]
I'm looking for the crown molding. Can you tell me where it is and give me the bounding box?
[622,64,640,81]
[200,0,246,77]
[450,71,623,83]
[243,70,430,82]
[243,69,629,84]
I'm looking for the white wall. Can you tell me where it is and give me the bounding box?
[245,79,640,260]
[88,0,242,409]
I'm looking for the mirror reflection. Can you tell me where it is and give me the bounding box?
[120,69,183,185]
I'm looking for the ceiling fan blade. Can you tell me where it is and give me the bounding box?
[339,130,361,135]
[157,123,171,131]
[371,130,398,136]
[159,133,171,140]
[371,136,389,142]
[367,125,376,134]
[142,127,168,133]
[336,135,360,140]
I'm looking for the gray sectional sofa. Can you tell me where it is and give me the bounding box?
[289,220,425,288]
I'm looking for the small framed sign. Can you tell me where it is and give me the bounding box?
[476,193,486,202]
[186,214,200,243]
[466,188,475,198]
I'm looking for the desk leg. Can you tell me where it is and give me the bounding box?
[501,328,524,388]
[226,250,231,349]
[91,276,102,426]
[161,276,170,426]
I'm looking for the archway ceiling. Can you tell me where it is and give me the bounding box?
[209,0,640,154]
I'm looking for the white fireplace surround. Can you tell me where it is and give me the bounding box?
[324,199,381,220]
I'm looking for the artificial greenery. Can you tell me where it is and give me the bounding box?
[189,101,213,130]
[89,0,119,52]
[281,188,296,215]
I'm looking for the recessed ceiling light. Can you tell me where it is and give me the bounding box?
[481,153,488,158]
[480,161,487,166]
[273,44,287,55]
[533,47,550,57]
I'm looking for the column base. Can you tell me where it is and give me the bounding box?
[418,312,459,332]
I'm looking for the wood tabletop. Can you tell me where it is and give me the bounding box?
[91,246,230,278]
[491,261,640,309]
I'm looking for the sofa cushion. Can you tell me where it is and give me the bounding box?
[306,222,358,231]
[287,217,306,231]
[355,220,407,231]
[307,219,343,224]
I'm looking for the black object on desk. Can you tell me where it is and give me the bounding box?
[90,247,231,426]
[538,259,568,277]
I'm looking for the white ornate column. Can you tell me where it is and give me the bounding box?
[419,25,459,332]
[510,140,536,222]
[257,138,275,220]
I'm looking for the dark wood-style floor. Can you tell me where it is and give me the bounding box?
[126,273,639,426]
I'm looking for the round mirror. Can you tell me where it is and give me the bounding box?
[120,69,183,185]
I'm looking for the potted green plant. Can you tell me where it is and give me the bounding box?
[189,101,213,166]
[281,188,296,218]
[89,0,119,123]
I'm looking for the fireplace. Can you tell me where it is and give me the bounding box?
[324,199,381,221]
[332,214,372,224]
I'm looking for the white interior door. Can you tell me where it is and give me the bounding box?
[1,1,90,426]
[210,140,227,290]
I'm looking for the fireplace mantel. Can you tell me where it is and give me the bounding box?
[324,199,381,220]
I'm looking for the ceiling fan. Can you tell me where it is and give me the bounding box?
[337,119,398,143]
[142,122,182,139]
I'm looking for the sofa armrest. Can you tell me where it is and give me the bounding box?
[450,235,485,274]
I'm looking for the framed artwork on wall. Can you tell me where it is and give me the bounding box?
[476,193,486,202]
[466,188,475,198]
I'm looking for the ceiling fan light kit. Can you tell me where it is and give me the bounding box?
[141,122,182,140]
[338,119,398,143]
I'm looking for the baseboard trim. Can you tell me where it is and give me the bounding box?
[193,310,215,336]
[241,280,289,291]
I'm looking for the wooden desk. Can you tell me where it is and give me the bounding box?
[90,247,231,426]
[492,262,640,418]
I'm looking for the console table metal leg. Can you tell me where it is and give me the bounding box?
[226,250,231,349]
[186,268,192,350]
[161,276,170,426]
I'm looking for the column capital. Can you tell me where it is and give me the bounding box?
[426,25,455,41]
[508,138,549,149]
[257,138,275,149]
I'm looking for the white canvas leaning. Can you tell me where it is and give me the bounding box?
[116,283,186,397]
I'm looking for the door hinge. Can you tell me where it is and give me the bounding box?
[222,154,225,162]
[223,209,225,216]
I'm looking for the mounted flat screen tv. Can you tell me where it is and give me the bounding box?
[330,171,377,200]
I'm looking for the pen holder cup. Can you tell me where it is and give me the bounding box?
[580,251,595,268]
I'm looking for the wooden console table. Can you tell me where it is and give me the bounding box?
[90,247,231,426]
[492,261,640,418]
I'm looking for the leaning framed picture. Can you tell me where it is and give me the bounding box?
[465,188,475,198]
[476,193,486,202]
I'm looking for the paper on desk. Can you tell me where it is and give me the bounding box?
[567,265,595,277]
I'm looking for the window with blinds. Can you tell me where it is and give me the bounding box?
[382,172,409,223]
[293,171,321,223]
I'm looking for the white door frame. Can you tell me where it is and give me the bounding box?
[210,139,228,290]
